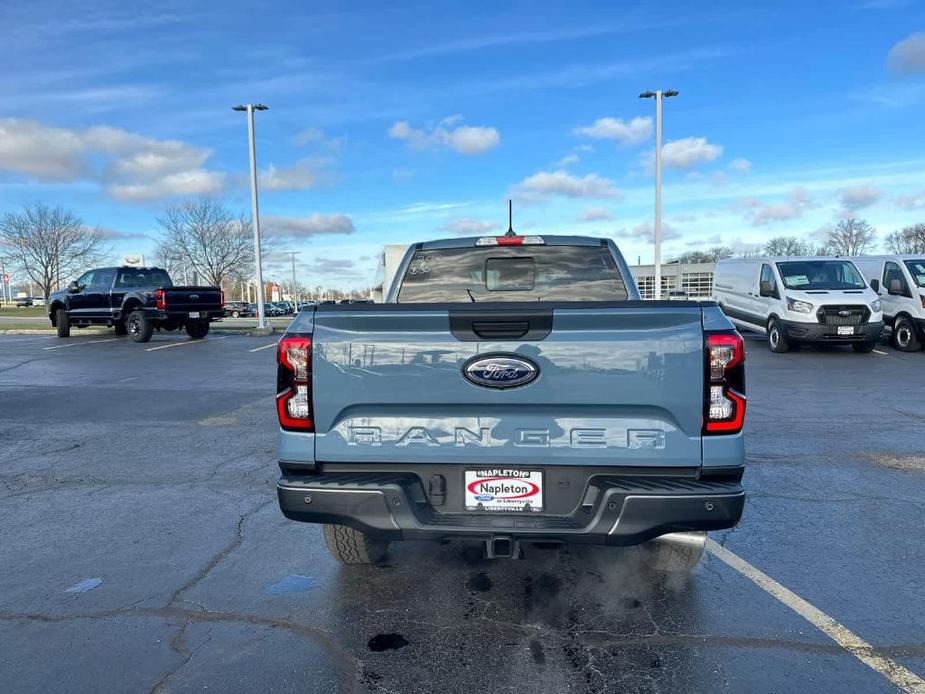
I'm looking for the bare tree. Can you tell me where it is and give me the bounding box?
[824,218,876,256]
[671,246,734,264]
[155,198,254,287]
[885,223,925,254]
[0,203,110,300]
[764,236,813,256]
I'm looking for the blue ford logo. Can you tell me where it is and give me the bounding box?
[463,354,539,389]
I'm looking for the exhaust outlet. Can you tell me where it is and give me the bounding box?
[648,531,706,572]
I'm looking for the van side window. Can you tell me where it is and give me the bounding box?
[760,264,777,296]
[883,262,909,296]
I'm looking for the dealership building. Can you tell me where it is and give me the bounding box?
[627,262,717,300]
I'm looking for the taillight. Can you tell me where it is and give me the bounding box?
[219,290,225,308]
[704,332,746,435]
[276,335,313,431]
[155,289,165,310]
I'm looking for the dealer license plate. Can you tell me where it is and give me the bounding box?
[189,311,201,319]
[837,326,853,336]
[464,469,543,512]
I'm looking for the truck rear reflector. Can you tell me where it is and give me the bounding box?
[277,335,314,431]
[475,235,545,246]
[704,332,746,435]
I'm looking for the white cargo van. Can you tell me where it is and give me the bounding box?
[852,255,925,352]
[714,257,884,353]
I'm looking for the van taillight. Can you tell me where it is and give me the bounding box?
[155,289,166,310]
[276,335,313,431]
[704,332,746,435]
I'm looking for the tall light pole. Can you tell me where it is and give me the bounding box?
[233,103,269,329]
[639,89,678,300]
[281,251,300,302]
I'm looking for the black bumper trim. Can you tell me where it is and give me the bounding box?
[780,318,883,343]
[277,473,745,546]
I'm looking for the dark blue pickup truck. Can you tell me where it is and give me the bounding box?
[47,266,224,343]
[275,234,747,571]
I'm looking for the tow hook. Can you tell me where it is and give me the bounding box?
[485,535,521,559]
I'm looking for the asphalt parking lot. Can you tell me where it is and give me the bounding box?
[1,331,923,693]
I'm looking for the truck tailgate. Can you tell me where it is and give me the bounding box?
[162,286,223,312]
[311,305,704,469]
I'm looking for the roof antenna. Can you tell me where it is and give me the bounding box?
[505,199,516,236]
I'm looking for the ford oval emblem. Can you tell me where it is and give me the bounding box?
[190,294,199,300]
[463,354,539,389]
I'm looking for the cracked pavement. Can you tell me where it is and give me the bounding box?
[0,332,923,693]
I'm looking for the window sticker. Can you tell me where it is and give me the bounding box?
[784,274,809,286]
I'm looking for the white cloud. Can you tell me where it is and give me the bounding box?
[887,32,925,73]
[618,219,681,242]
[895,190,925,209]
[556,154,580,167]
[737,187,813,226]
[293,127,345,151]
[512,169,620,203]
[728,157,752,173]
[388,117,500,155]
[108,170,226,202]
[258,158,334,191]
[439,217,500,235]
[574,116,652,145]
[263,213,355,238]
[838,185,882,211]
[578,207,612,222]
[660,137,723,169]
[0,117,225,203]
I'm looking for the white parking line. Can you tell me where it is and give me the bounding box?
[43,338,122,351]
[873,349,888,355]
[144,336,230,352]
[248,343,277,353]
[706,539,925,693]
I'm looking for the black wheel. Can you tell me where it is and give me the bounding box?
[893,316,922,352]
[55,308,70,338]
[126,310,153,343]
[323,524,389,565]
[231,310,240,318]
[852,341,876,353]
[767,319,791,353]
[185,321,209,339]
[113,321,127,335]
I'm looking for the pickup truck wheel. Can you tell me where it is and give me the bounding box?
[893,316,922,352]
[231,310,240,318]
[126,310,154,343]
[185,321,210,339]
[644,532,706,573]
[113,321,127,335]
[55,309,70,338]
[323,524,389,565]
[767,319,791,353]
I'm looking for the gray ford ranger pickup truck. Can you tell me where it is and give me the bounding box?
[275,234,746,569]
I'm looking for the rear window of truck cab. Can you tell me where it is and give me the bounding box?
[397,245,628,302]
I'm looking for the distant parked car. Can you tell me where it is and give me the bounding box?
[275,301,295,315]
[263,302,283,317]
[224,301,255,318]
[297,301,316,311]
[15,297,34,307]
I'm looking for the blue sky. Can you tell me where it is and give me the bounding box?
[1,0,924,288]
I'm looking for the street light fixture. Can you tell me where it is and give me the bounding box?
[281,251,301,303]
[232,103,269,329]
[639,89,679,300]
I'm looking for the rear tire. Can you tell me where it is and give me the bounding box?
[55,308,70,338]
[644,532,706,573]
[852,341,876,353]
[126,310,153,343]
[893,316,922,352]
[323,524,389,565]
[767,319,791,353]
[231,310,240,318]
[185,321,209,339]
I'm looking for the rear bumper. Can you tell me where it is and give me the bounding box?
[277,470,745,546]
[780,319,883,343]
